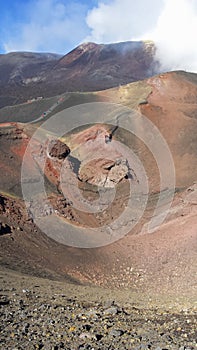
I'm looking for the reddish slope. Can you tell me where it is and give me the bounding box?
[140,71,197,188]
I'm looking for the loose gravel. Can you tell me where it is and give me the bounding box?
[0,280,196,350]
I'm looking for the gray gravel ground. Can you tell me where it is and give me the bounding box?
[0,268,196,350]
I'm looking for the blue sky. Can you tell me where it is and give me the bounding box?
[0,0,165,54]
[0,0,197,73]
[0,0,98,54]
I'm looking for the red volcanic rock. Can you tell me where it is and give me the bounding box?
[48,139,70,160]
[78,158,129,188]
[68,124,130,187]
[44,124,130,189]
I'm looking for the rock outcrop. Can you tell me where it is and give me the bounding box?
[78,158,129,188]
[48,139,70,160]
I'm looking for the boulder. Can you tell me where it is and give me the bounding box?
[48,139,70,160]
[78,158,129,188]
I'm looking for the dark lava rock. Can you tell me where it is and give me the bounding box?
[49,139,70,159]
[0,222,12,235]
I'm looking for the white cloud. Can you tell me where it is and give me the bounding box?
[85,0,164,43]
[151,0,197,72]
[3,0,90,54]
[85,0,197,72]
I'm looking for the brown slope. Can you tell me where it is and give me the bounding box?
[141,71,197,188]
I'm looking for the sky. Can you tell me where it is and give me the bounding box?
[0,0,197,72]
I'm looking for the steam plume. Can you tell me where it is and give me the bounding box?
[86,0,197,73]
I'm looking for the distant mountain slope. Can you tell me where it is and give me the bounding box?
[0,52,61,108]
[49,41,158,89]
[0,51,60,85]
[0,41,159,108]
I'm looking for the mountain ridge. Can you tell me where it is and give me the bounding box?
[0,40,159,108]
